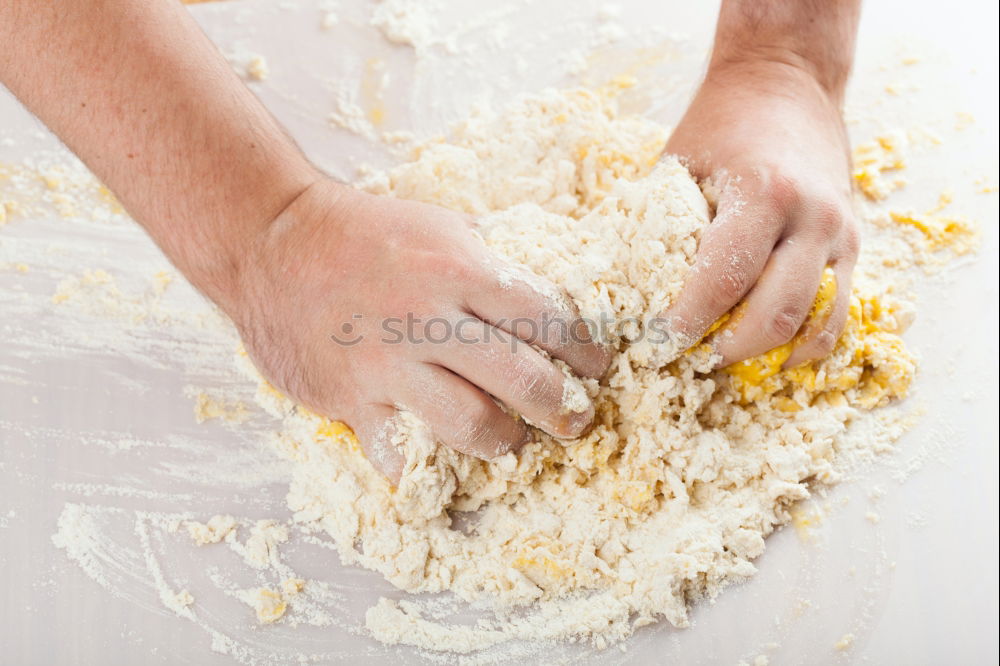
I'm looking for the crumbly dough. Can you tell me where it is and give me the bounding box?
[0,198,14,225]
[185,514,237,545]
[247,88,920,650]
[191,392,249,424]
[852,132,908,200]
[834,632,856,651]
[241,519,289,569]
[239,578,304,624]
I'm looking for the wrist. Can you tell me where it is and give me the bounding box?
[708,0,860,107]
[707,47,850,106]
[216,176,353,327]
[179,160,325,319]
[704,53,847,109]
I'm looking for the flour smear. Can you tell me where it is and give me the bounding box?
[244,85,976,655]
[1,5,983,663]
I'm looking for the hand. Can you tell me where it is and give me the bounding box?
[663,58,860,368]
[229,180,611,481]
[0,0,611,483]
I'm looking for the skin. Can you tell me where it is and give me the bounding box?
[241,182,608,480]
[0,0,860,480]
[664,0,862,368]
[0,0,608,482]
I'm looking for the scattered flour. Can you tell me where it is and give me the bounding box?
[370,0,456,55]
[237,86,971,653]
[834,632,856,651]
[9,10,980,658]
[190,391,251,424]
[238,519,289,569]
[559,370,591,415]
[185,514,238,545]
[246,55,269,82]
[239,579,305,624]
[852,131,908,200]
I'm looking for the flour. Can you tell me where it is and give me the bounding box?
[371,0,440,52]
[2,4,981,660]
[48,503,342,662]
[185,514,238,545]
[239,581,305,624]
[22,80,977,659]
[559,369,591,415]
[190,391,250,424]
[370,0,467,56]
[834,632,856,651]
[245,55,269,82]
[328,89,380,142]
[245,87,952,653]
[852,131,908,200]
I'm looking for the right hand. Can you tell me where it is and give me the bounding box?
[228,180,611,481]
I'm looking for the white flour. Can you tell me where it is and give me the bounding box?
[3,6,985,661]
[241,86,971,652]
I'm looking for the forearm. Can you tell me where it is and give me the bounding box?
[709,0,861,101]
[0,0,320,311]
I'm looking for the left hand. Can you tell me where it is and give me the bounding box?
[662,59,860,369]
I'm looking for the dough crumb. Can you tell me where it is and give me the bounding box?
[235,86,972,654]
[246,55,269,81]
[242,519,288,569]
[246,587,287,624]
[281,577,305,596]
[242,578,305,625]
[185,514,237,545]
[834,632,856,651]
[191,391,249,424]
[320,11,338,29]
[852,132,907,200]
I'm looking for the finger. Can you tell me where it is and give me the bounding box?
[402,363,532,459]
[659,192,786,353]
[468,257,612,380]
[351,403,407,483]
[430,317,595,440]
[784,226,859,367]
[782,263,850,368]
[712,235,829,366]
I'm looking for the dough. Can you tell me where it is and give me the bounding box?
[247,87,917,649]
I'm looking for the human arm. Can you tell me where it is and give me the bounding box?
[0,0,610,480]
[663,0,862,367]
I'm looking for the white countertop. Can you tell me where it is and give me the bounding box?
[1,1,997,664]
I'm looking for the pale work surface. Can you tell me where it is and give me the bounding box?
[0,1,997,664]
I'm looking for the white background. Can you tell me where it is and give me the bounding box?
[1,1,997,664]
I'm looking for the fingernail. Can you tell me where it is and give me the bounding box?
[516,426,534,449]
[570,407,596,438]
[554,403,595,440]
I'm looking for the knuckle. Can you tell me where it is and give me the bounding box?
[707,269,753,310]
[810,199,847,236]
[539,315,574,351]
[359,422,401,478]
[760,170,801,210]
[584,343,614,379]
[840,220,861,257]
[455,400,497,448]
[764,307,804,344]
[798,187,855,242]
[813,328,838,356]
[519,370,557,407]
[793,318,844,365]
[438,255,476,283]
